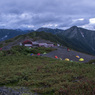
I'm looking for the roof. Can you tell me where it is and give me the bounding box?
[24,44,32,47]
[22,40,32,44]
[39,43,47,45]
[32,42,39,44]
[36,39,54,44]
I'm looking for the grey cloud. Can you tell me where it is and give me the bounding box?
[58,18,90,28]
[72,19,89,26]
[0,0,95,29]
[58,18,73,27]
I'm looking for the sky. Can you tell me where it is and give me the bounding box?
[0,0,95,30]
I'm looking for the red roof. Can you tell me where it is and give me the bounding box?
[22,40,32,44]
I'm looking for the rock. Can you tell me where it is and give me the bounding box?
[0,86,40,95]
[92,63,95,64]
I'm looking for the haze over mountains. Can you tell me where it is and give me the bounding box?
[0,29,34,41]
[0,26,95,55]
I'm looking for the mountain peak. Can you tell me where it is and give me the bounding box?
[71,26,78,29]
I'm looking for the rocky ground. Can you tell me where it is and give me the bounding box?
[0,86,39,95]
[42,46,95,63]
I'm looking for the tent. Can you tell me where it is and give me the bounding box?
[70,60,73,62]
[55,56,58,59]
[0,48,2,51]
[67,48,70,52]
[30,53,34,56]
[76,55,80,58]
[37,53,40,56]
[43,52,47,54]
[79,58,84,61]
[65,58,70,61]
[59,58,62,60]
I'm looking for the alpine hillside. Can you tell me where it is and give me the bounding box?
[37,26,95,55]
[0,31,66,50]
[57,26,95,55]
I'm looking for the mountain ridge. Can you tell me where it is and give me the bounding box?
[0,26,95,55]
[36,26,95,55]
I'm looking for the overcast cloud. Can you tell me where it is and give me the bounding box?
[0,0,95,30]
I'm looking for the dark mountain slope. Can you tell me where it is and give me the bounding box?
[57,26,95,55]
[37,27,64,34]
[28,31,67,45]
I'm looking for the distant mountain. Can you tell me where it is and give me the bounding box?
[57,26,95,55]
[37,27,64,34]
[0,29,34,41]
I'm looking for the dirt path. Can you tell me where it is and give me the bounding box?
[43,46,95,63]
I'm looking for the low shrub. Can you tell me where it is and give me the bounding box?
[86,59,95,64]
[0,45,56,56]
[5,39,13,43]
[0,55,95,94]
[0,43,3,48]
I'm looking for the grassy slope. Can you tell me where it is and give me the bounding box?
[0,54,95,95]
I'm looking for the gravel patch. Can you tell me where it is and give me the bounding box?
[42,46,95,63]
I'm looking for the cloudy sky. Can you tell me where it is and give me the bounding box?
[0,0,95,30]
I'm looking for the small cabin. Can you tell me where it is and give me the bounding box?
[32,42,39,47]
[47,43,54,47]
[21,40,54,48]
[39,43,47,47]
[57,44,60,46]
[22,40,32,47]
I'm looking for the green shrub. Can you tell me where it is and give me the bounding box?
[0,55,95,94]
[0,51,4,56]
[86,59,95,64]
[5,39,13,43]
[0,44,3,48]
[1,45,56,56]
